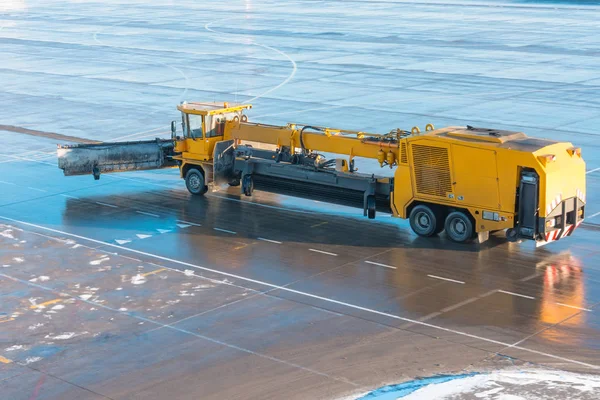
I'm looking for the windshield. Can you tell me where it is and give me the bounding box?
[188,114,203,138]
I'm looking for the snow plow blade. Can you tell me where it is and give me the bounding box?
[57,139,177,179]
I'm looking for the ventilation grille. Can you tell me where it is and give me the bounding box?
[411,144,452,197]
[400,142,408,164]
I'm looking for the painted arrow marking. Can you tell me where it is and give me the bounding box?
[157,229,171,234]
[115,239,132,245]
[176,224,192,229]
[136,234,152,239]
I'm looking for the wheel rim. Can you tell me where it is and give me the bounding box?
[449,217,469,240]
[414,211,433,234]
[188,173,201,191]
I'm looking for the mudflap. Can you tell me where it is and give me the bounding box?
[213,140,237,186]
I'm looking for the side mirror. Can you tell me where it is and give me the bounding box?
[170,120,177,138]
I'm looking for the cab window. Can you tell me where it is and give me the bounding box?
[205,115,225,138]
[187,114,203,138]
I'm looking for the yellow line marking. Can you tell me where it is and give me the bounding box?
[30,298,62,309]
[0,318,15,323]
[0,355,12,364]
[311,221,328,228]
[233,243,248,250]
[141,268,167,277]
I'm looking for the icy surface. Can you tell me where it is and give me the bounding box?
[1,0,599,151]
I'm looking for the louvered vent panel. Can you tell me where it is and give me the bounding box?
[411,144,452,197]
[400,142,408,164]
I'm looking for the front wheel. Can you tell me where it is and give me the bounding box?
[409,204,441,237]
[185,168,208,196]
[444,211,474,243]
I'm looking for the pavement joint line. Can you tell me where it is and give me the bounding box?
[60,194,80,199]
[176,220,201,227]
[556,302,592,312]
[498,290,535,300]
[136,210,159,218]
[427,274,465,284]
[310,221,328,228]
[214,227,237,234]
[96,202,118,208]
[587,211,600,220]
[309,248,338,256]
[27,187,47,192]
[364,260,396,269]
[519,272,541,282]
[2,215,599,370]
[0,180,16,185]
[0,272,358,387]
[586,167,600,174]
[257,237,282,244]
[440,296,481,313]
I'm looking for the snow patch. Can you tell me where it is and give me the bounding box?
[184,269,194,276]
[131,274,147,285]
[23,357,42,365]
[51,304,64,310]
[0,229,15,239]
[90,257,109,265]
[79,294,93,301]
[398,369,600,400]
[13,257,24,263]
[5,345,27,352]
[45,332,87,340]
[28,323,44,330]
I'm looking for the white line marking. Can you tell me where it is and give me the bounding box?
[556,303,592,312]
[428,274,465,284]
[96,202,118,208]
[258,237,282,244]
[136,211,159,218]
[0,180,16,185]
[586,167,600,174]
[498,290,535,300]
[309,249,338,256]
[214,228,237,234]
[365,261,396,269]
[587,211,600,220]
[176,220,202,227]
[60,194,80,199]
[1,215,598,370]
[27,187,47,192]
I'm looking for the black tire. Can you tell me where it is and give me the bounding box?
[242,175,254,197]
[409,204,440,237]
[185,168,207,195]
[366,195,376,219]
[444,211,474,243]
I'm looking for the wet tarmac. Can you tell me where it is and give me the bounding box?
[2,0,600,399]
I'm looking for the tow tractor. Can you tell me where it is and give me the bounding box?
[57,101,586,245]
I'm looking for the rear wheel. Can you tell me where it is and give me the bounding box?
[185,168,207,196]
[409,204,441,237]
[444,211,474,243]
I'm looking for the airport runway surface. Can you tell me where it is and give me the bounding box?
[2,0,600,399]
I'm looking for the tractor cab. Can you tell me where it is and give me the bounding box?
[173,102,252,161]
